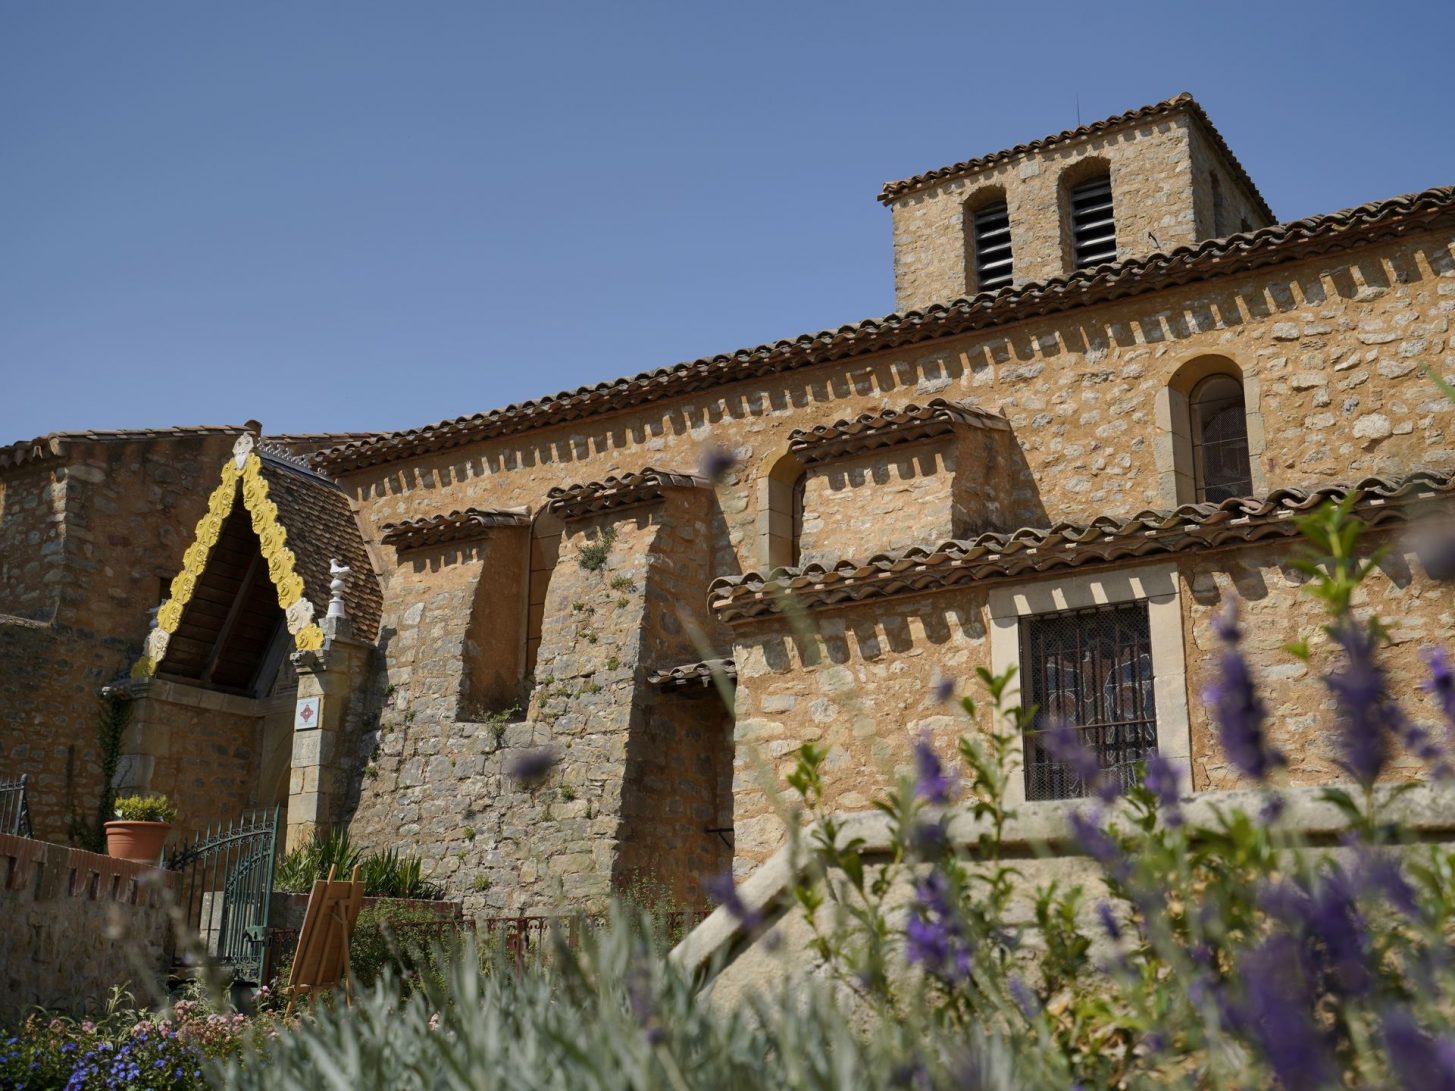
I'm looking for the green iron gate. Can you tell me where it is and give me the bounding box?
[167,807,279,983]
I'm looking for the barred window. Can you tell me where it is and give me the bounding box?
[1190,373,1253,503]
[1021,602,1158,801]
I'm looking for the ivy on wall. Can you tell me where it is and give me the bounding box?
[68,693,129,851]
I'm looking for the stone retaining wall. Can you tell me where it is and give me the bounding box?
[0,833,175,1021]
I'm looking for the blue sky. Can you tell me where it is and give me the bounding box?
[3,1,1453,443]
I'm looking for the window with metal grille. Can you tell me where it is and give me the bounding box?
[1020,602,1158,801]
[1069,175,1117,270]
[972,201,1013,290]
[1190,373,1253,503]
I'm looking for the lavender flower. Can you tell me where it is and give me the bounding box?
[1204,606,1285,782]
[1141,752,1183,825]
[697,445,738,483]
[1096,900,1122,941]
[905,872,973,983]
[1040,721,1121,802]
[704,869,762,930]
[1008,975,1039,1018]
[1425,647,1455,729]
[506,746,560,788]
[930,676,956,703]
[1068,808,1131,883]
[625,959,666,1046]
[913,734,959,805]
[1261,869,1372,997]
[1324,620,1393,789]
[1225,934,1339,1091]
[1381,1011,1455,1091]
[909,818,950,860]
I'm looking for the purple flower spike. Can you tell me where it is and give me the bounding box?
[1227,934,1339,1091]
[1324,620,1394,790]
[1040,721,1121,801]
[506,746,560,788]
[905,872,973,984]
[1204,605,1285,782]
[1141,753,1183,825]
[930,676,956,703]
[1069,808,1131,883]
[913,733,959,805]
[704,869,763,930]
[1096,901,1122,941]
[1382,1011,1455,1091]
[698,445,738,483]
[1425,647,1455,731]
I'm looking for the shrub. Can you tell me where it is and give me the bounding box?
[576,526,616,571]
[274,833,444,900]
[112,793,177,823]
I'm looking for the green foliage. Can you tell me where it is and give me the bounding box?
[218,909,975,1091]
[273,829,362,892]
[576,526,616,571]
[72,693,131,850]
[274,832,444,900]
[345,903,466,995]
[111,792,177,823]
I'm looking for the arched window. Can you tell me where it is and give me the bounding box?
[757,448,806,570]
[1189,374,1253,503]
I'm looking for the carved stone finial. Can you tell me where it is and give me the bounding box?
[327,558,351,621]
[233,432,256,469]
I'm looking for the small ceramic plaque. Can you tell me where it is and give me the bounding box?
[294,695,321,731]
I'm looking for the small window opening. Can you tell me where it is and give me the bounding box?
[1190,374,1253,503]
[1070,175,1117,269]
[1021,602,1157,801]
[972,201,1014,290]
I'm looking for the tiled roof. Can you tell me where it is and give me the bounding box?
[648,658,737,690]
[313,185,1455,476]
[545,467,709,520]
[788,399,1007,466]
[259,453,383,642]
[707,472,1455,622]
[381,508,531,550]
[0,426,244,472]
[876,93,1274,219]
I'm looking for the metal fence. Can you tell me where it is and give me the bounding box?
[167,807,279,984]
[0,774,33,838]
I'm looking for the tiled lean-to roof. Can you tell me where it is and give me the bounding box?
[648,658,738,691]
[257,452,383,642]
[876,93,1275,219]
[545,468,708,520]
[314,185,1455,476]
[0,426,246,472]
[381,508,531,550]
[788,399,1008,465]
[707,472,1455,622]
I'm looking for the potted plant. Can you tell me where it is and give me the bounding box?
[105,794,177,864]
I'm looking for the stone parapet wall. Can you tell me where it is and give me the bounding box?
[0,832,175,1021]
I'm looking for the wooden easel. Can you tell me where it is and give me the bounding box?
[283,864,365,1015]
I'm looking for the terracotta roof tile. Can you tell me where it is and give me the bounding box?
[0,426,245,472]
[707,471,1455,622]
[315,185,1455,476]
[259,453,382,641]
[788,399,1007,465]
[648,658,737,690]
[876,93,1274,219]
[381,508,531,550]
[545,467,709,520]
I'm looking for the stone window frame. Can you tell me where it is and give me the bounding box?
[1154,354,1267,507]
[987,562,1191,806]
[756,446,806,570]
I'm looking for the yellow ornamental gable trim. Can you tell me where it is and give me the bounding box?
[130,451,325,678]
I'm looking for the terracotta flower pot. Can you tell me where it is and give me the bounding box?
[105,820,172,865]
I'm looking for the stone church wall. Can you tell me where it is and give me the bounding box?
[0,434,233,842]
